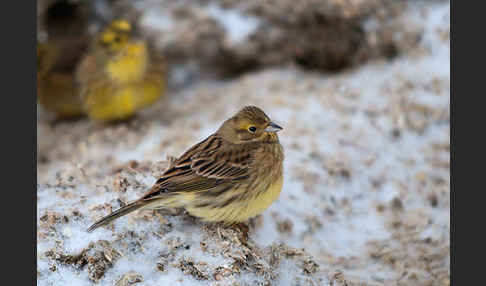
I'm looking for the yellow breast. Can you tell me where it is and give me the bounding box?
[240,174,284,220]
[82,86,137,121]
[184,174,284,224]
[106,43,147,84]
[82,43,165,121]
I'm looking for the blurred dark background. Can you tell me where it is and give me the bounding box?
[38,0,430,87]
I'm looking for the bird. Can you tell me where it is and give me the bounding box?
[87,106,284,232]
[37,36,89,118]
[76,19,166,122]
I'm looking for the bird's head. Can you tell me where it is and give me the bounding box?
[97,20,136,53]
[219,106,283,144]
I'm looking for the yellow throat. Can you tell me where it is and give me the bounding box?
[106,42,148,84]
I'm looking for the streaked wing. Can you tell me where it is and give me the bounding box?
[141,134,255,200]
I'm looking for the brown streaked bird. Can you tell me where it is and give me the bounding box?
[87,106,284,232]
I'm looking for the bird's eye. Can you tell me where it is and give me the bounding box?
[248,126,257,133]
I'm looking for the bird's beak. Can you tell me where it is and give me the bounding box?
[265,122,283,133]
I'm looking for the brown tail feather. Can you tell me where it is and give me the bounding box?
[87,201,145,232]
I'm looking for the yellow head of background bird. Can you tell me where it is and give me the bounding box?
[76,19,166,122]
[97,20,135,53]
[87,106,284,232]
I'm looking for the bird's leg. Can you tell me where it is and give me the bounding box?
[232,222,250,245]
[248,215,263,229]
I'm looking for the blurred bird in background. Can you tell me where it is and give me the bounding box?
[37,37,89,118]
[37,0,91,119]
[76,19,166,122]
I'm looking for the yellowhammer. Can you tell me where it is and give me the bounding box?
[76,20,166,122]
[37,36,89,118]
[88,106,284,232]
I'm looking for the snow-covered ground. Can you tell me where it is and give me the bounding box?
[37,1,450,285]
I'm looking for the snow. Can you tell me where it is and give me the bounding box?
[206,3,260,44]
